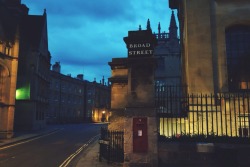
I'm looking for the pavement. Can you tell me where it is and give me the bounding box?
[0,125,122,167]
[76,140,122,167]
[0,126,60,148]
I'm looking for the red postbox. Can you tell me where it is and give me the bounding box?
[133,117,148,153]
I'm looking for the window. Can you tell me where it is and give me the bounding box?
[226,25,250,92]
[238,114,249,137]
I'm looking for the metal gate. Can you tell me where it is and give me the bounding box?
[99,127,124,163]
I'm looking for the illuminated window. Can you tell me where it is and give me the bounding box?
[16,84,30,100]
[226,25,250,92]
[239,81,250,90]
[238,115,249,137]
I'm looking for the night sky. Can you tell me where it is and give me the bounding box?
[21,0,175,82]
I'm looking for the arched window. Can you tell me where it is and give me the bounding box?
[225,25,250,92]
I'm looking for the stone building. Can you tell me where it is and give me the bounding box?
[0,0,51,132]
[90,77,111,123]
[14,5,51,130]
[49,66,85,124]
[153,11,182,116]
[154,11,181,87]
[0,0,20,138]
[170,0,250,94]
[0,0,111,133]
[48,62,111,123]
[157,0,250,139]
[108,12,182,165]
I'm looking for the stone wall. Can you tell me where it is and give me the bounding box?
[172,0,250,94]
[159,142,250,167]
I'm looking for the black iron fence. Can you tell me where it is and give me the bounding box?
[156,85,250,142]
[155,85,188,117]
[99,127,124,163]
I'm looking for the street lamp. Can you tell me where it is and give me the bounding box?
[101,110,106,122]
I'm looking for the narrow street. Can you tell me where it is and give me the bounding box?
[0,123,107,167]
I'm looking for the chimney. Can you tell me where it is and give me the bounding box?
[77,74,83,80]
[52,62,61,73]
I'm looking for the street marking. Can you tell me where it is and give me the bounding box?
[0,129,61,150]
[59,134,100,167]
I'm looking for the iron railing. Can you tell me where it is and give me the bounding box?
[156,85,250,141]
[99,127,124,163]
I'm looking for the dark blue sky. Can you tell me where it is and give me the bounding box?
[21,0,175,82]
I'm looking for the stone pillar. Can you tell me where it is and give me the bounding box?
[108,58,128,131]
[109,29,158,166]
[124,30,158,167]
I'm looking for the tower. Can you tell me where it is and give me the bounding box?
[154,11,182,120]
[146,18,152,31]
[169,11,178,39]
[154,10,181,86]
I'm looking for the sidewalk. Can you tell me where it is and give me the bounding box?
[0,126,60,148]
[76,140,123,167]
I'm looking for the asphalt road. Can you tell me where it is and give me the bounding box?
[0,123,107,167]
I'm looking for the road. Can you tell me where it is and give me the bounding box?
[0,123,107,167]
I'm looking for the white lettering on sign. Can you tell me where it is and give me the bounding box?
[129,43,151,48]
[128,43,153,56]
[129,50,153,56]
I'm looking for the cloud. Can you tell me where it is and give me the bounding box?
[22,0,173,81]
[25,0,134,21]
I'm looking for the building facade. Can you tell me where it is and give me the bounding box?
[14,6,51,130]
[0,0,111,133]
[90,77,111,123]
[48,62,111,124]
[154,11,181,87]
[49,67,85,124]
[170,0,250,94]
[157,0,250,138]
[0,0,20,138]
[153,11,182,116]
